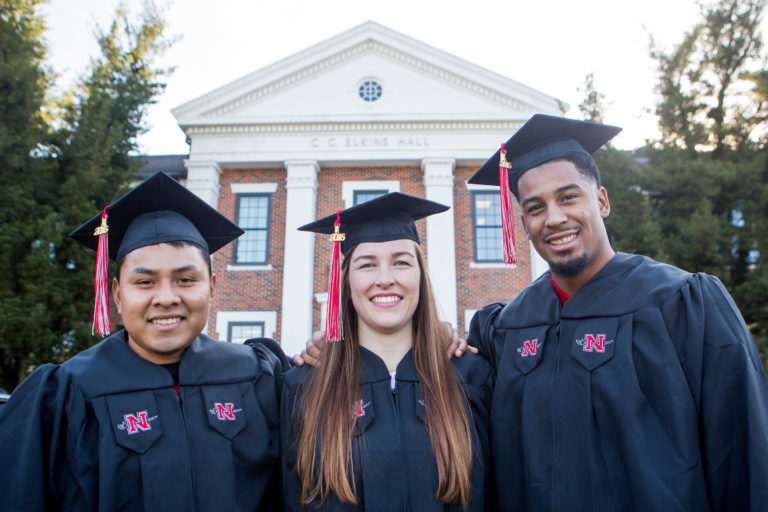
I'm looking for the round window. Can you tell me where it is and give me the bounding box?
[358,79,383,102]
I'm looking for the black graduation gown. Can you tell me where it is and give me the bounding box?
[280,346,493,511]
[469,252,768,511]
[0,331,283,512]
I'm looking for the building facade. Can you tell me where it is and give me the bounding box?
[171,22,562,355]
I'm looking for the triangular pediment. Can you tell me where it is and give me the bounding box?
[173,22,563,129]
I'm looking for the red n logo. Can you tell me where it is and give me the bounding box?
[584,334,606,353]
[125,411,151,434]
[215,402,236,421]
[521,339,538,357]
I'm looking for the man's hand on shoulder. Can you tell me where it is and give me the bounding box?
[293,330,325,367]
[442,321,478,359]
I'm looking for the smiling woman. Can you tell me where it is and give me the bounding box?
[280,193,493,511]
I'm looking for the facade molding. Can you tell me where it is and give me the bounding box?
[185,120,525,135]
[231,183,278,194]
[184,160,222,207]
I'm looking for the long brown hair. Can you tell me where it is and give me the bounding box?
[294,242,474,508]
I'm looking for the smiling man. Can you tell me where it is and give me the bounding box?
[0,172,285,511]
[467,115,768,511]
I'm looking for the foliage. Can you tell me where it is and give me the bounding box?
[577,72,609,124]
[0,1,171,390]
[651,0,766,155]
[575,0,768,360]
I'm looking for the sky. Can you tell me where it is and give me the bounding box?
[40,0,733,154]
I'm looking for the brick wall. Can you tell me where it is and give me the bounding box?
[454,165,530,333]
[210,164,534,341]
[208,167,287,340]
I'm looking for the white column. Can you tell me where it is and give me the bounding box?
[421,157,458,326]
[280,160,319,356]
[530,241,549,280]
[184,160,222,207]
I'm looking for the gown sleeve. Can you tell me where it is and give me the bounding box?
[454,352,495,511]
[0,364,93,512]
[279,368,310,512]
[248,339,287,512]
[467,302,505,367]
[663,273,768,511]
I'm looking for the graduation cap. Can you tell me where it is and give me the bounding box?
[70,171,244,337]
[468,114,621,265]
[298,192,449,341]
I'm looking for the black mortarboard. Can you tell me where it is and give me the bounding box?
[298,192,449,255]
[298,192,449,341]
[70,171,244,261]
[468,114,622,187]
[69,171,244,336]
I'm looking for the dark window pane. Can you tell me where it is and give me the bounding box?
[234,194,270,264]
[228,322,265,344]
[353,189,388,205]
[472,192,503,262]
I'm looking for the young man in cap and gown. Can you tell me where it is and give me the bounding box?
[467,114,768,511]
[0,172,287,511]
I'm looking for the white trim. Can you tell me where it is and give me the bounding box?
[422,157,457,326]
[185,120,526,135]
[464,309,478,333]
[530,240,549,280]
[342,180,400,208]
[465,182,499,191]
[469,261,513,269]
[215,310,278,342]
[280,160,319,356]
[225,264,274,272]
[314,292,328,332]
[231,183,278,194]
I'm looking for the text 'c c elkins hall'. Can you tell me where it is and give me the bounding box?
[141,21,558,356]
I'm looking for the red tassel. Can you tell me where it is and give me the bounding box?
[498,143,517,266]
[325,210,345,341]
[92,207,112,336]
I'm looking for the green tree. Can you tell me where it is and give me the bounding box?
[647,0,768,357]
[577,72,608,124]
[0,1,172,390]
[573,73,667,262]
[651,0,766,154]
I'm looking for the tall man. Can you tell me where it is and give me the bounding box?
[468,115,768,511]
[0,172,284,511]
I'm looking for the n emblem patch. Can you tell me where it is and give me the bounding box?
[570,317,619,371]
[116,410,158,434]
[209,402,243,421]
[517,338,539,357]
[575,334,614,353]
[350,400,371,418]
[506,328,548,375]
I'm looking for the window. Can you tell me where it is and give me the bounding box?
[216,311,277,343]
[342,181,399,208]
[472,191,503,262]
[358,79,383,102]
[227,322,265,344]
[234,194,270,264]
[353,189,388,205]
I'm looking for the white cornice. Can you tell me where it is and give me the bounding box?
[185,120,525,135]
